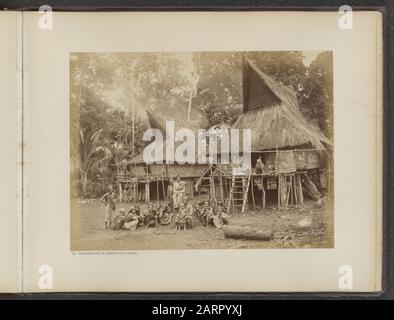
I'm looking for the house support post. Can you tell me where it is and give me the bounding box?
[145,182,150,203]
[118,183,123,203]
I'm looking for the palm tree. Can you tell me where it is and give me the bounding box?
[80,128,112,197]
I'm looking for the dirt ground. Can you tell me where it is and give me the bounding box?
[70,198,334,251]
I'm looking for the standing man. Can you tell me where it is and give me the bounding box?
[172,176,186,212]
[254,156,265,174]
[101,185,117,229]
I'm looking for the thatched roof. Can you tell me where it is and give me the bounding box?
[128,96,209,164]
[144,96,209,133]
[128,59,332,165]
[234,59,332,151]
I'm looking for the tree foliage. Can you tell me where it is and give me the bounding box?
[301,52,333,137]
[70,51,333,198]
[247,51,307,90]
[194,52,243,126]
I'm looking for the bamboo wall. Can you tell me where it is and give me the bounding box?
[128,163,208,179]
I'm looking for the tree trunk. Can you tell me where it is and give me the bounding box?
[223,225,273,241]
[81,171,88,198]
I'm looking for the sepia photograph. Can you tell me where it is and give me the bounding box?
[70,51,334,251]
[0,8,384,294]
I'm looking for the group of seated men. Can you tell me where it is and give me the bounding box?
[196,201,231,229]
[105,176,230,231]
[107,199,231,232]
[109,204,173,231]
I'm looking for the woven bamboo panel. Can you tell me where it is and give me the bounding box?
[131,165,146,177]
[295,150,321,170]
[167,164,208,178]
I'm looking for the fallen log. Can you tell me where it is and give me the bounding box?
[223,226,273,241]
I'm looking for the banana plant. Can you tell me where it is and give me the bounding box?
[79,128,112,197]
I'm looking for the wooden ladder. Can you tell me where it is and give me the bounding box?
[227,174,251,214]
